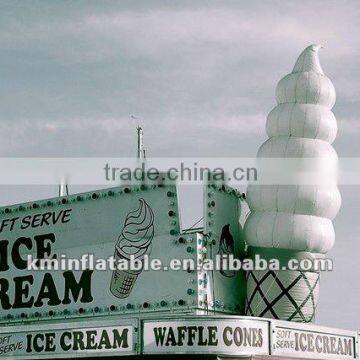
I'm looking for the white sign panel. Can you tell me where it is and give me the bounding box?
[0,185,185,320]
[273,325,357,360]
[203,183,247,313]
[0,323,135,358]
[143,318,269,355]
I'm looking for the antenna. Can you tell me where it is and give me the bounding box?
[131,115,146,159]
[136,126,146,159]
[58,179,69,197]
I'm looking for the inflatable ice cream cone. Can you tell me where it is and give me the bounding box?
[244,45,340,322]
[110,198,154,299]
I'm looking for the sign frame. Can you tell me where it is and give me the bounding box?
[0,318,139,359]
[271,319,359,360]
[141,315,271,356]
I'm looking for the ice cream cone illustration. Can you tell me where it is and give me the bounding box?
[110,198,154,299]
[217,224,236,278]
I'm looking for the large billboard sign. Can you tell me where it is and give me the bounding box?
[0,185,188,321]
[142,318,269,355]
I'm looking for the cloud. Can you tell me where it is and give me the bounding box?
[0,1,358,158]
[197,113,265,134]
[338,117,360,133]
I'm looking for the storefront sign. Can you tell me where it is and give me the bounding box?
[143,318,269,355]
[273,324,357,359]
[0,322,135,358]
[0,185,182,319]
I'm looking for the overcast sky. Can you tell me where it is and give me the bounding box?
[0,0,359,330]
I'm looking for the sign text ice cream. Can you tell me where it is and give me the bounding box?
[0,324,134,357]
[0,209,95,311]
